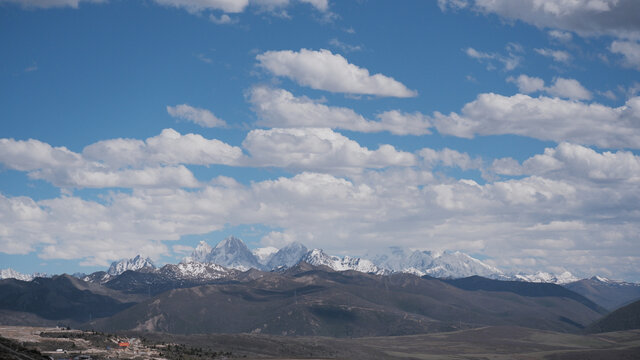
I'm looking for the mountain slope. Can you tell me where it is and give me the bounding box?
[443,276,606,314]
[586,299,640,333]
[0,275,137,323]
[564,276,640,311]
[92,264,603,336]
[103,262,238,295]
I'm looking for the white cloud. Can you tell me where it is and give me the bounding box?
[535,48,571,63]
[152,0,248,13]
[521,142,640,182]
[508,75,592,100]
[83,128,244,167]
[465,44,522,71]
[610,41,640,71]
[248,86,431,134]
[329,38,363,53]
[433,94,640,148]
[439,0,640,40]
[209,13,237,24]
[546,78,592,100]
[0,129,243,189]
[0,138,82,172]
[548,30,573,42]
[0,0,105,8]
[31,166,200,189]
[256,49,417,97]
[242,127,416,174]
[167,104,227,128]
[507,74,546,93]
[420,148,482,171]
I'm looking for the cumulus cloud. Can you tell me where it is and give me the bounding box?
[167,104,227,128]
[83,128,243,167]
[439,0,640,40]
[248,86,431,134]
[520,142,640,182]
[610,41,640,71]
[0,129,243,189]
[242,127,416,173]
[508,75,592,100]
[433,93,639,148]
[256,49,417,97]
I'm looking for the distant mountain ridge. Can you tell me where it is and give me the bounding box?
[176,236,579,284]
[3,237,639,294]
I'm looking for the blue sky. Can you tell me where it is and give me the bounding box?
[1,0,639,281]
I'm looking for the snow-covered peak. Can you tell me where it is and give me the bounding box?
[0,268,46,281]
[107,255,156,276]
[183,240,213,263]
[253,246,278,265]
[424,251,504,279]
[301,249,385,274]
[514,271,578,284]
[206,236,261,271]
[162,260,232,280]
[588,275,640,286]
[368,247,502,279]
[266,241,308,270]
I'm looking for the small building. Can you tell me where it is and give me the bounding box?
[118,341,130,348]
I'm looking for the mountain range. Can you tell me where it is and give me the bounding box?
[2,236,640,313]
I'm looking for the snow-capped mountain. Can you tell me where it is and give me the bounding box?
[266,242,308,270]
[183,240,213,263]
[160,261,234,280]
[514,271,579,285]
[423,251,505,279]
[107,255,156,276]
[301,249,386,275]
[253,246,279,265]
[0,268,47,281]
[369,247,435,274]
[29,236,628,287]
[368,247,504,279]
[203,236,262,271]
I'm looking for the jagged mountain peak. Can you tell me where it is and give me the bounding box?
[265,241,308,270]
[0,268,47,281]
[107,255,155,276]
[301,249,385,275]
[215,235,244,249]
[513,271,578,285]
[205,236,261,271]
[183,240,213,263]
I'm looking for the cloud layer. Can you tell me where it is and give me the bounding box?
[1,141,639,280]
